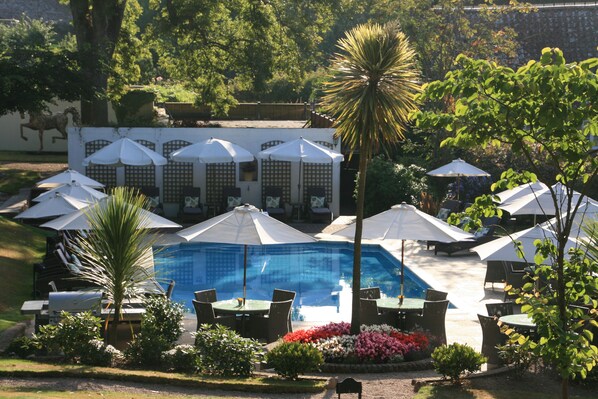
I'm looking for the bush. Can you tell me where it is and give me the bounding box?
[161,344,199,373]
[497,343,542,376]
[113,89,156,126]
[266,342,323,380]
[125,296,185,368]
[432,343,486,384]
[34,311,119,366]
[3,336,38,358]
[194,324,263,377]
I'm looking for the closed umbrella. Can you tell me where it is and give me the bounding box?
[169,137,254,163]
[82,138,167,167]
[33,181,107,203]
[256,137,344,203]
[40,197,181,230]
[427,159,490,200]
[36,169,105,189]
[16,193,90,220]
[472,224,579,265]
[333,203,474,300]
[496,181,548,203]
[177,204,316,302]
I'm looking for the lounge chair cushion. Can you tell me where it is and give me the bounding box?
[311,207,331,215]
[148,196,160,208]
[184,196,200,208]
[474,227,491,239]
[310,195,325,208]
[183,207,203,214]
[227,196,242,208]
[437,208,451,220]
[266,196,280,208]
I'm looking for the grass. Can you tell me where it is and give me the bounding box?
[0,388,240,398]
[0,169,50,195]
[0,359,328,394]
[415,383,598,399]
[0,151,67,163]
[0,216,51,332]
[0,151,67,195]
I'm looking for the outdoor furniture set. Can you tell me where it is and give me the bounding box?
[193,288,295,343]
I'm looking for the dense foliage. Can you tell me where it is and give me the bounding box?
[431,343,486,384]
[266,342,323,380]
[283,322,431,364]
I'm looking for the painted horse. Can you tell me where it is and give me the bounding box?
[20,107,81,151]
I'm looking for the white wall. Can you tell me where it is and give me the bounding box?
[68,127,341,217]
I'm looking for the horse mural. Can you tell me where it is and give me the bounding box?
[20,107,81,151]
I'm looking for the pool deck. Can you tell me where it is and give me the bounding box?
[169,216,504,352]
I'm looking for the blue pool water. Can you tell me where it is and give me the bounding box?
[154,241,431,321]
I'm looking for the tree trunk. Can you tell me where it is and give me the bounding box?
[69,0,127,126]
[561,376,568,399]
[350,150,369,335]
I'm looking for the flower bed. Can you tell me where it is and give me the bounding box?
[283,322,435,372]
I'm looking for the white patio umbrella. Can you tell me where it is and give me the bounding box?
[256,137,344,203]
[33,181,107,203]
[169,137,254,163]
[177,204,316,302]
[40,197,181,230]
[542,199,598,240]
[36,169,105,189]
[427,159,490,200]
[16,193,90,220]
[472,224,579,265]
[496,181,549,203]
[82,138,167,167]
[332,203,474,299]
[498,183,582,217]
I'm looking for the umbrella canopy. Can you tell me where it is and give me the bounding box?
[496,181,549,203]
[256,137,344,203]
[427,159,489,200]
[82,138,167,167]
[472,224,579,264]
[40,197,181,230]
[33,181,107,203]
[169,137,254,163]
[542,199,598,240]
[36,169,105,188]
[177,204,316,301]
[333,203,474,298]
[498,183,582,216]
[16,193,90,220]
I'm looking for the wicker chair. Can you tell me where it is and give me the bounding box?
[503,261,532,301]
[404,300,450,344]
[165,280,176,299]
[306,186,332,223]
[140,186,163,215]
[249,299,293,343]
[263,186,286,220]
[272,289,296,332]
[425,289,448,301]
[192,300,236,331]
[485,302,514,318]
[434,216,500,256]
[180,186,203,223]
[359,298,398,328]
[478,314,507,365]
[194,289,217,303]
[359,287,381,299]
[484,261,506,289]
[222,186,242,212]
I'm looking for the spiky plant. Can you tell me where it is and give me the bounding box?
[323,22,420,334]
[72,186,160,343]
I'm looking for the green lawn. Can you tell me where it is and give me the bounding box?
[0,151,67,163]
[415,383,598,399]
[0,388,240,398]
[0,217,51,332]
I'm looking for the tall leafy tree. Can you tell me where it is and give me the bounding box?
[0,18,83,116]
[72,187,160,344]
[323,23,420,334]
[415,48,598,399]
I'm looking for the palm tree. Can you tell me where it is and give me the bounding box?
[72,187,160,344]
[323,23,420,334]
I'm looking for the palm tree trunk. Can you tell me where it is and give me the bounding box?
[351,150,369,334]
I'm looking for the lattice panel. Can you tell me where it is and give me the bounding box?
[162,140,193,203]
[315,141,334,150]
[125,140,156,188]
[85,140,117,188]
[260,140,291,205]
[303,141,334,204]
[206,163,236,209]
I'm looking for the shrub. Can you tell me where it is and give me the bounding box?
[113,89,156,126]
[266,342,323,380]
[497,343,542,376]
[432,343,486,384]
[3,336,38,358]
[161,344,199,373]
[33,311,118,366]
[125,296,185,368]
[194,324,263,377]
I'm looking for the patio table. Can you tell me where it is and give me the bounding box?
[499,313,536,330]
[376,297,425,313]
[212,299,271,315]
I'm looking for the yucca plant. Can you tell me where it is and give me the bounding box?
[323,22,420,333]
[72,186,160,344]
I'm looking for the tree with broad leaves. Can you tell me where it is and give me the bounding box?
[415,48,598,399]
[323,22,420,334]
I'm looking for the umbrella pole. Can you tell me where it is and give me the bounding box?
[298,159,302,204]
[243,245,247,305]
[400,239,405,304]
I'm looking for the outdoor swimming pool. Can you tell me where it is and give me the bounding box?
[154,241,431,322]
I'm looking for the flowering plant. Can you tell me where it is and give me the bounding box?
[283,323,431,364]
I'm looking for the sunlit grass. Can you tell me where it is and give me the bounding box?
[415,384,598,399]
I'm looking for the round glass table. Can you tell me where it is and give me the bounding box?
[499,314,536,329]
[212,299,271,315]
[376,297,426,313]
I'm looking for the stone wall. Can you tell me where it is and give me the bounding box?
[0,0,70,22]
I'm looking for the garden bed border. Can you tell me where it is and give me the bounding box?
[320,358,433,373]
